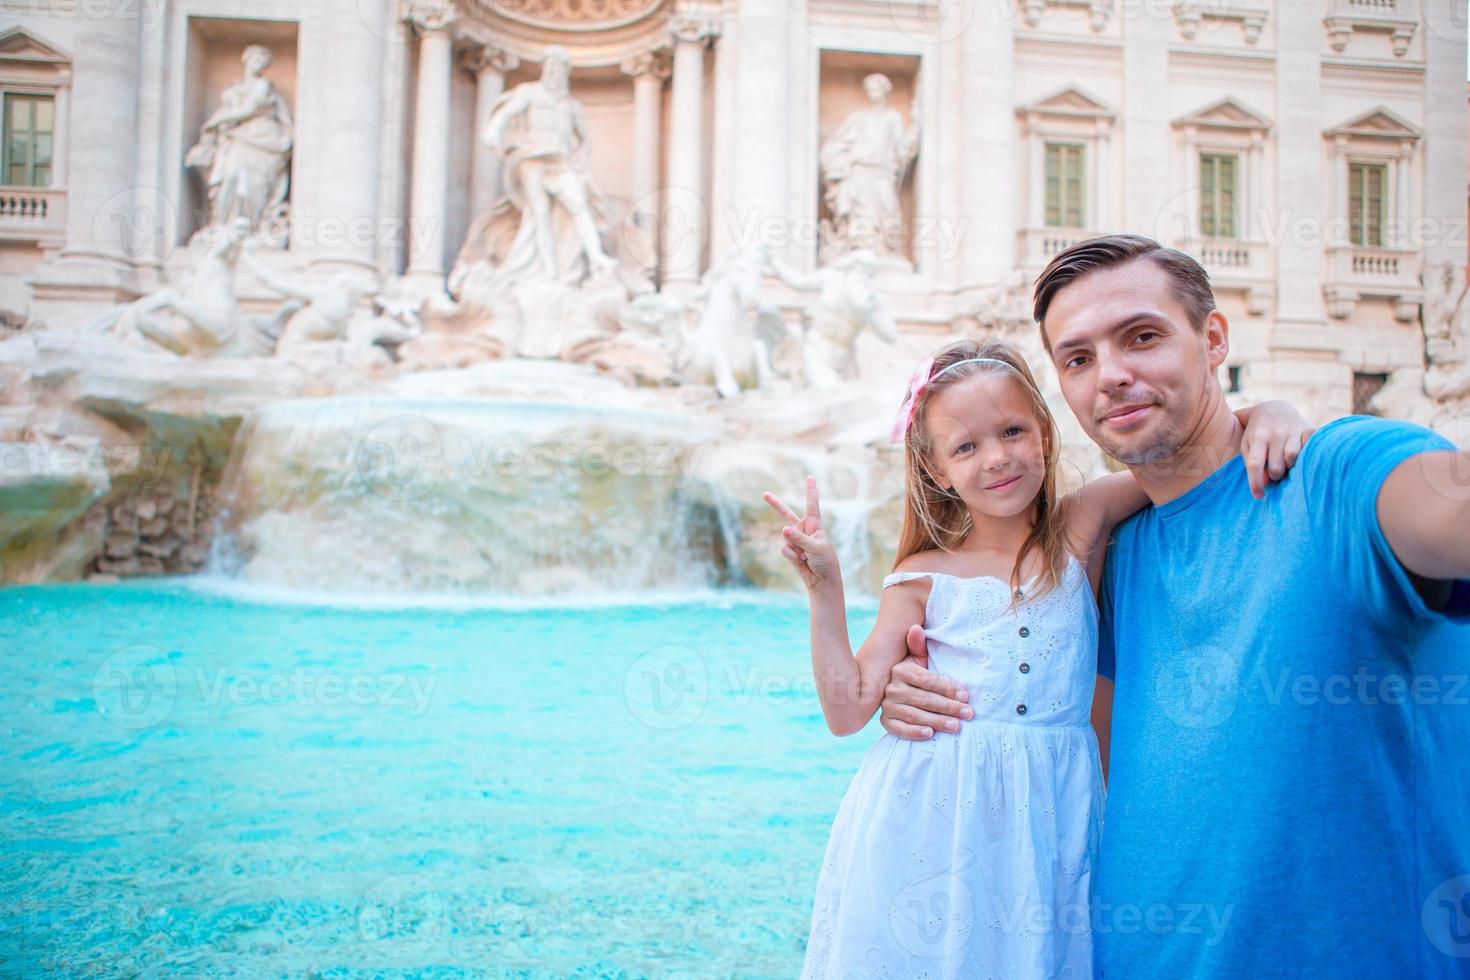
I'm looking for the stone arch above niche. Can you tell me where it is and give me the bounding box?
[456,0,676,64]
[479,0,666,31]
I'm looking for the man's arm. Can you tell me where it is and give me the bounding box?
[878,624,974,740]
[1091,676,1112,786]
[1377,450,1470,581]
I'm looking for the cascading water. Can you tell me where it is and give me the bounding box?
[207,397,731,596]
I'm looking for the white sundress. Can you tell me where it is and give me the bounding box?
[799,554,1104,980]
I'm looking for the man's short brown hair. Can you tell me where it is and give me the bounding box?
[1032,234,1217,349]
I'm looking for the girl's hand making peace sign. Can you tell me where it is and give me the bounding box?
[762,476,842,592]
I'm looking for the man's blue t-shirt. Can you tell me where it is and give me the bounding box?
[1095,416,1470,979]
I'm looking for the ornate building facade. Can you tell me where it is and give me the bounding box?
[0,0,1464,418]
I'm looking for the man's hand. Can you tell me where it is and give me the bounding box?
[879,625,974,739]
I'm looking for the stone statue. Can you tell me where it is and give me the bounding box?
[680,245,793,399]
[818,74,920,267]
[456,45,616,296]
[1370,262,1470,442]
[239,241,372,349]
[98,218,296,357]
[184,45,293,243]
[766,248,899,388]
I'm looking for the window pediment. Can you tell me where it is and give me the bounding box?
[1173,97,1271,134]
[0,27,70,66]
[1325,106,1422,142]
[1017,86,1114,122]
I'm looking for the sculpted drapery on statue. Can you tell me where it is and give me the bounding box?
[818,73,919,267]
[184,45,293,244]
[449,45,617,305]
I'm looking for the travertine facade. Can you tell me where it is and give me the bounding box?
[0,0,1463,419]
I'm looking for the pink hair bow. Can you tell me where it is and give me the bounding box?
[889,356,935,444]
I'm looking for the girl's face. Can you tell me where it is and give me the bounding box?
[921,371,1048,523]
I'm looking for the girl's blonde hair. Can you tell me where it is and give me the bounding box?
[893,339,1070,603]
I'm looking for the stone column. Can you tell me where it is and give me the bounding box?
[1247,132,1264,241]
[1181,125,1199,240]
[1331,136,1348,243]
[621,49,670,270]
[463,45,518,221]
[729,1,789,270]
[1422,0,1468,272]
[1096,122,1113,230]
[663,14,717,288]
[1027,123,1044,229]
[51,69,71,191]
[404,1,456,286]
[1121,1,1170,237]
[309,0,390,275]
[1273,0,1327,326]
[1393,141,1412,249]
[959,0,1014,282]
[55,2,142,277]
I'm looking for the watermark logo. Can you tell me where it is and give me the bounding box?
[359,874,447,957]
[1423,875,1470,959]
[92,644,177,731]
[888,0,978,44]
[1155,643,1241,729]
[92,186,179,264]
[888,870,975,958]
[624,644,708,730]
[355,415,444,501]
[1421,432,1470,504]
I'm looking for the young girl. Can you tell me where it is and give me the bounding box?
[763,339,1312,979]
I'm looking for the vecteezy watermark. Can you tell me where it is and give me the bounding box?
[720,209,970,262]
[91,186,180,264]
[0,442,179,488]
[353,415,705,502]
[355,416,444,502]
[1258,667,1469,708]
[888,870,976,958]
[1421,432,1470,504]
[1154,650,1470,729]
[92,644,177,731]
[885,0,978,44]
[193,667,438,715]
[1154,644,1242,730]
[359,874,447,958]
[1423,875,1470,960]
[6,0,166,27]
[623,644,709,730]
[91,645,439,730]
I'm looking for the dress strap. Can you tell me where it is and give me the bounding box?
[882,571,937,589]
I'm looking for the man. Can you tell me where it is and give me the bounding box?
[878,234,1470,977]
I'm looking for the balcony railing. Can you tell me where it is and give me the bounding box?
[0,187,66,243]
[1018,227,1098,270]
[1328,245,1420,290]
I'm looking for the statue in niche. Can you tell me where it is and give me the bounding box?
[95,218,297,357]
[184,45,294,245]
[818,73,920,268]
[765,248,899,388]
[454,45,618,298]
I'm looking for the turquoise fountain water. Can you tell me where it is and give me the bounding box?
[0,578,880,976]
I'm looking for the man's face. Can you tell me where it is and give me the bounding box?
[1041,258,1227,466]
[544,61,570,96]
